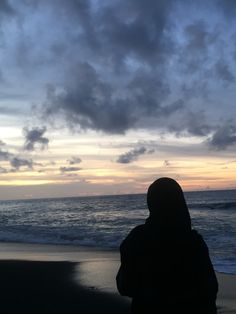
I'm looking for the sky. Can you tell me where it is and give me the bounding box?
[0,0,236,200]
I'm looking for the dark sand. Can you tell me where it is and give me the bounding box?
[0,260,130,314]
[0,242,235,314]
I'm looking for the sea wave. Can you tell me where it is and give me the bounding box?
[0,190,235,274]
[189,202,236,210]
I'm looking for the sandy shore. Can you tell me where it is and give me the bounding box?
[0,242,235,313]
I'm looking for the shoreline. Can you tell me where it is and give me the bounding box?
[0,240,235,274]
[0,242,235,313]
[0,241,130,313]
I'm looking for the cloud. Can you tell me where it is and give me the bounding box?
[45,63,133,134]
[164,160,171,167]
[60,166,82,173]
[215,59,235,83]
[217,0,236,17]
[0,0,235,148]
[178,19,218,75]
[38,0,184,134]
[93,0,175,66]
[38,1,234,140]
[0,143,36,171]
[67,157,82,165]
[10,157,34,170]
[117,146,155,164]
[185,20,214,53]
[23,127,49,151]
[0,148,12,161]
[44,62,183,134]
[0,166,7,173]
[0,140,6,146]
[35,0,174,66]
[0,105,23,115]
[168,111,213,137]
[0,0,14,17]
[207,122,236,150]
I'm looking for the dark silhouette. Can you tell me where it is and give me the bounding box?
[116,177,218,314]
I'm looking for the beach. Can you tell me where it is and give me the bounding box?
[0,242,130,314]
[0,242,234,314]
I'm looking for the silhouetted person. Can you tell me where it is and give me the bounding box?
[116,177,218,314]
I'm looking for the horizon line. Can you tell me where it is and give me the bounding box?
[1,187,236,202]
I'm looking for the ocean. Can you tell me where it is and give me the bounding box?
[0,189,235,275]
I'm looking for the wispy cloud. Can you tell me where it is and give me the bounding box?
[163,160,171,167]
[117,146,155,164]
[60,166,82,173]
[0,143,37,171]
[67,156,82,165]
[0,166,15,174]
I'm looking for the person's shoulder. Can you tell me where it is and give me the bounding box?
[120,224,145,249]
[130,224,146,235]
[191,229,204,241]
[125,224,146,241]
[191,229,209,251]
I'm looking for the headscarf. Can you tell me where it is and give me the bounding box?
[146,177,191,232]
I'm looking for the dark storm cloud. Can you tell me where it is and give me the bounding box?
[0,0,14,16]
[23,127,49,151]
[45,62,133,134]
[117,146,155,164]
[1,0,235,147]
[161,100,185,116]
[168,111,213,137]
[184,19,219,52]
[45,62,181,134]
[94,0,175,66]
[208,122,236,150]
[67,157,82,165]
[38,0,186,134]
[215,59,235,83]
[178,19,234,101]
[184,112,213,137]
[42,0,175,66]
[40,0,235,138]
[217,0,236,16]
[17,0,175,71]
[179,20,218,74]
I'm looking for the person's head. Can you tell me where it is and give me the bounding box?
[147,177,191,231]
